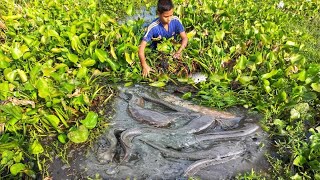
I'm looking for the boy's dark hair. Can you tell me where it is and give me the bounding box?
[157,0,174,14]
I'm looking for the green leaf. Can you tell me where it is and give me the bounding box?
[182,92,192,100]
[1,150,14,165]
[234,55,248,70]
[260,34,271,44]
[67,53,79,63]
[11,47,23,60]
[125,51,133,65]
[126,3,133,15]
[95,48,107,63]
[311,83,320,92]
[214,30,225,41]
[80,111,98,129]
[58,134,68,144]
[0,53,11,69]
[290,108,300,120]
[95,49,119,71]
[76,67,88,79]
[29,140,44,155]
[36,78,50,98]
[0,82,9,100]
[238,76,253,85]
[67,125,89,143]
[16,69,28,83]
[45,115,60,129]
[10,163,26,176]
[149,81,166,87]
[4,68,17,82]
[261,69,278,79]
[293,155,306,167]
[80,59,96,67]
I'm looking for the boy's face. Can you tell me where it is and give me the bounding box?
[158,9,173,25]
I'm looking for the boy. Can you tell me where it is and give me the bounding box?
[138,0,188,77]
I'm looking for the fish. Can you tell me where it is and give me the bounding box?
[140,139,245,161]
[158,92,244,121]
[97,127,124,163]
[127,94,176,127]
[183,152,242,177]
[194,123,260,142]
[120,127,153,162]
[175,115,216,134]
[140,93,190,113]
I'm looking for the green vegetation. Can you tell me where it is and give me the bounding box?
[0,0,319,179]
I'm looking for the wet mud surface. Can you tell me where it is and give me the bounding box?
[49,84,270,180]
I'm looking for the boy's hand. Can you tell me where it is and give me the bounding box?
[142,64,153,77]
[173,52,181,59]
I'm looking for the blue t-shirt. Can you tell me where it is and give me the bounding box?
[142,16,185,49]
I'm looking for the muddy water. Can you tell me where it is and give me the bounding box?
[49,84,270,179]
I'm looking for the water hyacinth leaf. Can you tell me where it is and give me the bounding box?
[238,76,253,85]
[261,69,278,79]
[21,35,34,46]
[234,55,248,70]
[100,14,116,24]
[293,155,307,167]
[260,34,271,44]
[10,163,26,176]
[125,51,133,65]
[77,67,88,79]
[0,82,9,100]
[290,108,300,120]
[182,92,192,100]
[286,41,297,47]
[48,29,61,40]
[29,140,44,155]
[42,67,56,77]
[0,54,11,69]
[307,63,320,76]
[280,91,288,102]
[58,134,68,144]
[80,59,96,67]
[1,150,14,165]
[311,83,320,92]
[149,81,166,87]
[11,47,23,60]
[67,53,79,63]
[16,69,28,83]
[95,49,107,63]
[80,111,98,129]
[106,58,119,71]
[0,104,22,120]
[126,3,133,16]
[4,68,17,82]
[290,54,304,63]
[95,49,119,71]
[67,125,89,143]
[30,63,42,84]
[45,115,60,130]
[110,43,117,60]
[214,30,225,42]
[187,30,196,40]
[254,52,263,64]
[36,78,50,98]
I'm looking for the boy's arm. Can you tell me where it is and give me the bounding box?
[174,31,188,59]
[138,40,152,77]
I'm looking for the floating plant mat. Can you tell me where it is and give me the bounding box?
[49,84,270,179]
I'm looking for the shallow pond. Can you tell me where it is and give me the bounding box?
[49,84,270,179]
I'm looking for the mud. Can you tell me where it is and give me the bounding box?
[49,84,270,179]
